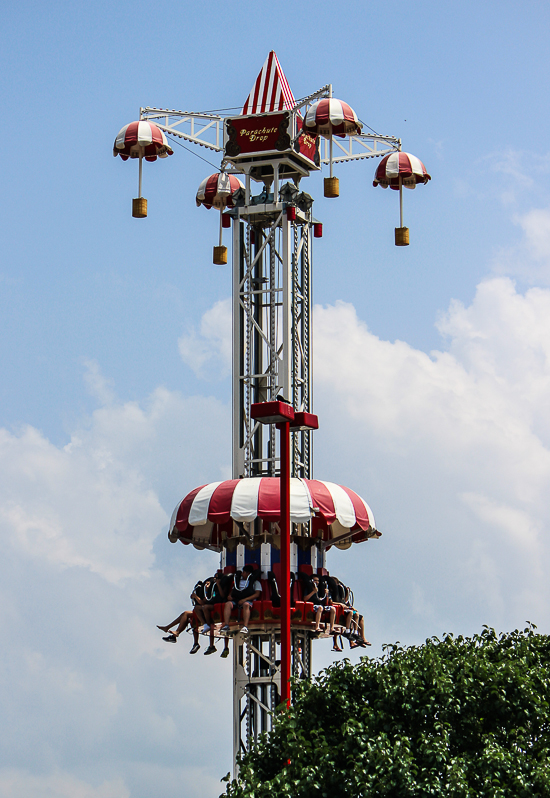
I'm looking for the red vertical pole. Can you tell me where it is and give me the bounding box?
[279,420,291,707]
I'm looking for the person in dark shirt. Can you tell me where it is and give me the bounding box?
[303,575,336,634]
[221,564,262,635]
[200,572,232,656]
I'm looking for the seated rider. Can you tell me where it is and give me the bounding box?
[304,574,336,634]
[341,584,370,648]
[221,563,261,635]
[157,578,205,653]
[201,571,232,657]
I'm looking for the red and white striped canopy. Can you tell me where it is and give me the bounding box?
[242,51,295,115]
[303,99,362,139]
[373,152,431,190]
[196,173,244,210]
[169,477,380,552]
[113,121,174,162]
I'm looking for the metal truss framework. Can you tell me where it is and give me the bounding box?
[141,106,224,152]
[233,630,312,766]
[231,200,312,482]
[140,85,400,168]
[229,195,315,772]
[140,81,398,776]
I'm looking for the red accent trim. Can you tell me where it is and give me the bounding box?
[339,485,370,530]
[274,51,295,110]
[175,485,207,531]
[398,151,412,175]
[208,479,240,524]
[251,400,295,425]
[150,123,163,147]
[307,480,337,525]
[374,154,390,183]
[257,478,281,519]
[124,121,140,144]
[260,51,275,116]
[203,173,221,205]
[339,100,355,122]
[289,411,318,431]
[314,98,330,126]
[280,420,291,707]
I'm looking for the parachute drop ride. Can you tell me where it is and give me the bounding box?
[114,50,429,771]
[303,96,362,197]
[373,151,431,246]
[195,172,244,264]
[113,120,173,217]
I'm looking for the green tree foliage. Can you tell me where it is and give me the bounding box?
[222,626,550,797]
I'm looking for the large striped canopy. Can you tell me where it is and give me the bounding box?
[196,173,244,210]
[373,151,431,190]
[242,51,295,115]
[303,99,362,139]
[168,477,380,552]
[113,121,173,162]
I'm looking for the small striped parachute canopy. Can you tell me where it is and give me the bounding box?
[169,477,380,552]
[113,121,173,162]
[373,151,431,190]
[196,173,245,210]
[303,99,362,139]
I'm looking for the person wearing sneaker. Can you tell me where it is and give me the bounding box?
[220,639,230,658]
[192,576,215,632]
[157,578,206,648]
[222,563,262,634]
[158,576,218,651]
[340,586,371,648]
[157,611,199,645]
[200,571,233,654]
[304,575,336,635]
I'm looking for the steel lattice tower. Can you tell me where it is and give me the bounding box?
[120,50,403,773]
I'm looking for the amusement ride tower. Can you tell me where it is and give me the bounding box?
[114,51,430,771]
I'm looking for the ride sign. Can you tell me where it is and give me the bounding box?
[225,111,318,168]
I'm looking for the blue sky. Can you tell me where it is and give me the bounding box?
[2,1,550,796]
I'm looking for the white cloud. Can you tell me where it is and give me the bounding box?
[0,770,129,798]
[493,205,550,283]
[82,359,116,406]
[0,384,230,584]
[517,207,550,261]
[461,492,542,553]
[0,377,234,798]
[3,269,550,796]
[313,279,550,637]
[178,298,232,379]
[162,282,550,636]
[0,421,165,583]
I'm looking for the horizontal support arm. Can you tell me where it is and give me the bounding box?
[140,107,225,152]
[321,133,400,165]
